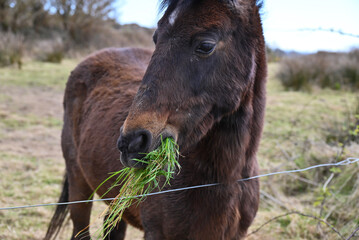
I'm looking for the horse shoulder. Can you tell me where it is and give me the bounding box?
[63,47,152,149]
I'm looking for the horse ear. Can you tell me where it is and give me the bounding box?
[223,0,257,21]
[229,0,257,7]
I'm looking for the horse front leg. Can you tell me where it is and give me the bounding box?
[144,230,166,240]
[67,169,93,240]
[103,213,127,240]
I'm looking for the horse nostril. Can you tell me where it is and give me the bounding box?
[117,129,152,168]
[128,134,145,152]
[118,129,152,154]
[117,135,126,152]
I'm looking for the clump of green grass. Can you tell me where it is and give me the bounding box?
[93,137,180,238]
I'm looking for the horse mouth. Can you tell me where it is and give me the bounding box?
[119,131,177,169]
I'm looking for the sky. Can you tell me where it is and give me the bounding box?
[116,0,359,53]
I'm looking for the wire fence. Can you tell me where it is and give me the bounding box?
[0,157,358,211]
[296,28,359,39]
[1,157,358,239]
[267,28,359,39]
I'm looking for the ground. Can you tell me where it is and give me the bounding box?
[0,60,358,239]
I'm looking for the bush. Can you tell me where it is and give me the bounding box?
[277,50,359,92]
[0,32,24,69]
[324,97,359,145]
[44,50,64,63]
[63,23,155,58]
[33,37,64,63]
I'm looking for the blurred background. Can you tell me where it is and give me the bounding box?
[0,0,358,239]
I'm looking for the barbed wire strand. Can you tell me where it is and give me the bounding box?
[0,157,358,211]
[297,28,359,39]
[266,28,359,39]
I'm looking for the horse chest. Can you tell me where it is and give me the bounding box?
[142,181,243,240]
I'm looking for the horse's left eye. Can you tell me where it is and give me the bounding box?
[195,41,216,56]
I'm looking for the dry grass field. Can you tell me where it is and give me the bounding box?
[0,59,358,239]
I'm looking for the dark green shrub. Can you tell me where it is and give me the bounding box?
[44,50,63,63]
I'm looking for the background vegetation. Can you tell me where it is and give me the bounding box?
[0,0,154,68]
[277,50,359,92]
[0,1,358,239]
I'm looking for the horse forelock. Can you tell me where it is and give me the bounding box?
[160,0,263,13]
[160,0,179,11]
[160,0,195,26]
[158,0,263,29]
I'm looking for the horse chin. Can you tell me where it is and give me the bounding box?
[120,151,148,169]
[127,159,148,169]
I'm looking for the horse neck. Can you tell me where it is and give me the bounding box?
[185,39,267,184]
[187,107,254,184]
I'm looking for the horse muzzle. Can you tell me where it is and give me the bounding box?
[117,127,178,169]
[117,129,152,168]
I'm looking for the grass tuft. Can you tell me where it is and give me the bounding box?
[93,137,180,239]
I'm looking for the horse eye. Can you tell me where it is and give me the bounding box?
[195,41,216,56]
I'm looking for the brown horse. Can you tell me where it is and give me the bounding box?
[45,0,267,239]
